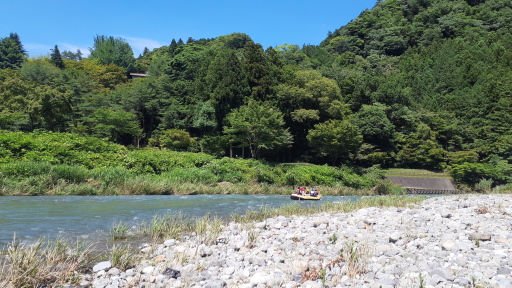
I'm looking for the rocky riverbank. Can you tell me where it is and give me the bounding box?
[83,194,512,288]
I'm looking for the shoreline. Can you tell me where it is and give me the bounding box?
[80,194,512,288]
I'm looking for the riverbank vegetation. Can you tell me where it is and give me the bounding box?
[0,237,92,288]
[0,131,387,196]
[1,0,512,191]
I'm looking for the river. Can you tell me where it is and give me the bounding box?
[0,194,362,248]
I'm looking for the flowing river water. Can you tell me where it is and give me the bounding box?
[0,194,363,248]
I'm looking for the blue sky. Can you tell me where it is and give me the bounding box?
[2,0,377,58]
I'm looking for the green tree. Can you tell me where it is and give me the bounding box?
[50,45,65,69]
[396,123,447,170]
[0,69,39,130]
[8,33,26,55]
[192,100,217,137]
[89,35,135,72]
[157,129,195,151]
[112,78,163,141]
[353,103,395,151]
[61,49,83,61]
[88,108,142,143]
[242,41,276,101]
[274,44,306,65]
[224,101,292,159]
[307,120,363,165]
[0,35,25,69]
[206,50,250,128]
[64,59,128,90]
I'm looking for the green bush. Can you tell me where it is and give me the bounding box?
[160,168,218,184]
[50,165,90,184]
[373,180,406,195]
[91,167,135,187]
[0,162,53,178]
[474,178,493,193]
[451,157,512,187]
[123,149,215,174]
[0,130,127,168]
[203,158,254,183]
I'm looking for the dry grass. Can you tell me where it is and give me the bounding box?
[194,214,223,245]
[0,236,92,288]
[475,205,489,214]
[342,239,373,278]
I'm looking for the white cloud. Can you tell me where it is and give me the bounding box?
[119,36,164,55]
[24,43,53,57]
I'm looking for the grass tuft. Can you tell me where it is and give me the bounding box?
[0,236,92,288]
[342,239,372,278]
[109,243,139,271]
[110,221,130,240]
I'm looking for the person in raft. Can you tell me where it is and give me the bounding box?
[311,187,318,196]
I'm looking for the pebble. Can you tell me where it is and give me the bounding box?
[85,194,512,287]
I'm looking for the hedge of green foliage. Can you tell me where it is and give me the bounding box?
[0,131,384,195]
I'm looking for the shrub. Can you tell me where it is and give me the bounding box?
[451,159,512,187]
[91,167,135,187]
[123,149,215,174]
[203,158,253,183]
[474,178,493,193]
[372,180,406,195]
[160,168,218,184]
[50,165,90,184]
[0,162,53,178]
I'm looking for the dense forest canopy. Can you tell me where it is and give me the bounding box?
[1,0,511,188]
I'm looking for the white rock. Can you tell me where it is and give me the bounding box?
[142,266,155,274]
[141,246,152,254]
[250,271,270,284]
[224,266,235,275]
[93,261,111,272]
[108,267,120,276]
[302,280,323,288]
[442,241,455,251]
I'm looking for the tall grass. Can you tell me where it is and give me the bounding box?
[493,183,512,194]
[342,239,373,278]
[109,243,139,271]
[139,213,192,241]
[0,236,92,288]
[110,221,130,240]
[194,214,223,245]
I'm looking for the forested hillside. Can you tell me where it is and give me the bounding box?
[0,0,511,188]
